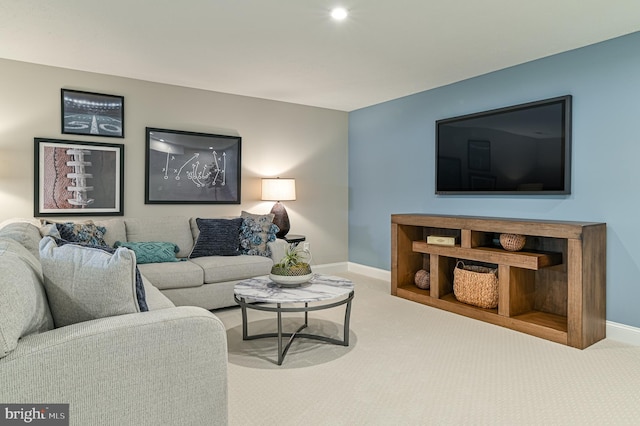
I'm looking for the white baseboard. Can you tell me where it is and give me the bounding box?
[347,262,391,281]
[313,262,349,274]
[345,261,640,347]
[606,321,640,347]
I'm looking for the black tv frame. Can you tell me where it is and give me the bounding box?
[435,95,572,196]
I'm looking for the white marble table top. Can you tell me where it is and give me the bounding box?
[234,274,354,304]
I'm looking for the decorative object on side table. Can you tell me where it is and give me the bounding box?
[499,233,526,251]
[261,177,296,238]
[269,243,312,287]
[414,269,430,290]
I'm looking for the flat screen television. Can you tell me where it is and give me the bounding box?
[436,95,572,195]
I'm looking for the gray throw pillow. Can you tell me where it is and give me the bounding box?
[39,237,144,328]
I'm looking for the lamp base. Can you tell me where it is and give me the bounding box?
[270,201,290,238]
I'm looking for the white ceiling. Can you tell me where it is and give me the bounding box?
[1,0,639,111]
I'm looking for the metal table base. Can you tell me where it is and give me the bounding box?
[234,291,354,365]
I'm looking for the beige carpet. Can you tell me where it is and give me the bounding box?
[214,272,640,425]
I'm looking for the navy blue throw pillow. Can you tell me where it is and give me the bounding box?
[189,218,243,258]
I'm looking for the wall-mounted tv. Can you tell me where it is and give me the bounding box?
[436,95,572,195]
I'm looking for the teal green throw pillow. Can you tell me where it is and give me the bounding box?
[114,241,180,264]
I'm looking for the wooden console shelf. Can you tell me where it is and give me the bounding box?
[391,214,606,349]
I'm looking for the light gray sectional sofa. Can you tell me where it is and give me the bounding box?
[0,215,287,425]
[93,215,287,310]
[0,221,228,425]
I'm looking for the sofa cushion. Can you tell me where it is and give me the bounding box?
[56,222,108,246]
[0,238,54,358]
[114,241,181,264]
[0,222,44,259]
[94,218,127,247]
[136,261,204,290]
[240,211,279,257]
[189,218,243,258]
[140,274,176,310]
[190,254,273,284]
[125,217,194,258]
[39,237,147,328]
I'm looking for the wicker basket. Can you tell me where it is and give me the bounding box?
[499,233,526,251]
[414,269,430,290]
[453,261,499,309]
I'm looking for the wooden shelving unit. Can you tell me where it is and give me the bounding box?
[391,214,606,349]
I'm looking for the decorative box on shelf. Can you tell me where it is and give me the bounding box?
[426,235,457,246]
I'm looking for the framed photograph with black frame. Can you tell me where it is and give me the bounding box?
[61,89,125,138]
[467,139,491,171]
[145,127,241,204]
[34,138,124,217]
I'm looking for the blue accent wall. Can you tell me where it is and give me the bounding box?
[348,31,640,327]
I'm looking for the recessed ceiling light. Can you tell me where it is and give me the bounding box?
[331,7,348,20]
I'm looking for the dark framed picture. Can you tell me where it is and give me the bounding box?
[61,89,124,138]
[469,173,496,190]
[34,138,124,216]
[468,139,491,171]
[145,127,241,204]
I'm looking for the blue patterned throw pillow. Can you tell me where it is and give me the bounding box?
[113,241,181,264]
[56,222,108,247]
[189,218,243,258]
[240,211,279,257]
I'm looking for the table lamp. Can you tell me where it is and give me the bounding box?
[261,177,296,238]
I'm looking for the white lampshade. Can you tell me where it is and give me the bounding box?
[261,178,296,201]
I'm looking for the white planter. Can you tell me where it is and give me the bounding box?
[269,273,314,287]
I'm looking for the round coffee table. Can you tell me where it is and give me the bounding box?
[234,274,354,365]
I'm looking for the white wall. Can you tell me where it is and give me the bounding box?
[0,59,349,265]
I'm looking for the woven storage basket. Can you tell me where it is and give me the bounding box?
[499,233,526,251]
[453,261,499,309]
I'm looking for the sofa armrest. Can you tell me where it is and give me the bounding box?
[268,238,289,264]
[0,307,227,426]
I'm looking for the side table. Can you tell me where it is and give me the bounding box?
[282,234,306,244]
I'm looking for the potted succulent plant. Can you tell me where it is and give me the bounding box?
[269,243,313,286]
